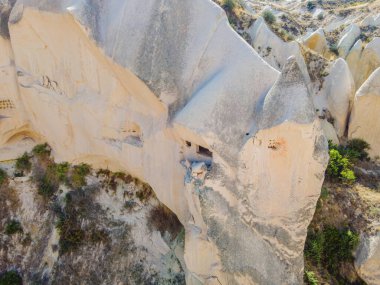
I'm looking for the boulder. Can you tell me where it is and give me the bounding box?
[355,232,380,285]
[302,28,328,55]
[361,15,375,27]
[349,67,380,159]
[324,58,355,137]
[337,24,361,58]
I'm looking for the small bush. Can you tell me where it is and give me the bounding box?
[304,270,318,285]
[329,44,339,56]
[327,148,355,183]
[305,226,359,273]
[15,153,31,174]
[262,10,276,25]
[135,184,153,202]
[307,1,316,11]
[317,13,324,20]
[148,204,183,240]
[5,220,23,235]
[345,139,370,161]
[70,163,90,188]
[0,168,7,186]
[0,270,22,285]
[53,162,70,183]
[32,143,51,157]
[222,0,237,11]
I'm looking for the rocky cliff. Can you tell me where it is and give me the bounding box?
[0,0,379,284]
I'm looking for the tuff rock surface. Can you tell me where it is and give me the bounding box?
[0,0,331,284]
[349,67,380,159]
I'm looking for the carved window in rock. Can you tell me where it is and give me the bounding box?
[0,99,15,110]
[122,122,143,147]
[196,145,213,158]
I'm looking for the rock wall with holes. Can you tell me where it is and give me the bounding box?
[0,0,329,284]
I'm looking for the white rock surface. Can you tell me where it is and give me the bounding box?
[349,67,380,159]
[324,58,355,137]
[361,15,375,27]
[337,24,361,58]
[247,17,311,84]
[0,0,329,283]
[355,232,380,285]
[347,37,380,90]
[302,28,328,55]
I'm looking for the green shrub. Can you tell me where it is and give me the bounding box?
[37,174,58,199]
[0,168,7,186]
[148,204,183,240]
[326,148,355,183]
[135,182,154,202]
[70,163,91,188]
[305,270,319,285]
[15,153,31,174]
[53,162,70,183]
[5,220,23,235]
[307,1,316,11]
[262,10,276,25]
[32,143,51,156]
[345,139,370,161]
[55,202,85,255]
[329,44,339,55]
[222,0,237,10]
[305,226,359,273]
[0,270,22,285]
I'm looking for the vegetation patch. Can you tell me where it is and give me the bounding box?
[326,139,370,184]
[0,168,7,186]
[15,153,31,175]
[55,190,109,255]
[32,143,51,157]
[4,220,23,235]
[0,270,22,285]
[69,163,91,189]
[148,204,183,241]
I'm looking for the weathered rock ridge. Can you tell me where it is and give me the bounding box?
[0,1,329,284]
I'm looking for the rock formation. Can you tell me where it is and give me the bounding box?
[337,24,361,58]
[347,37,380,90]
[0,0,331,284]
[247,17,311,85]
[302,28,328,56]
[355,232,380,285]
[324,58,355,138]
[349,67,380,159]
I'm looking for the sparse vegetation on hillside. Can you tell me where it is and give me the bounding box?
[326,139,370,183]
[70,163,91,189]
[262,10,276,25]
[4,220,23,235]
[307,1,317,11]
[148,204,183,241]
[15,153,31,175]
[0,270,22,285]
[0,168,7,186]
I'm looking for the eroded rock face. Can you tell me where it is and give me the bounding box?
[247,17,311,85]
[324,58,355,138]
[349,67,380,159]
[0,0,329,283]
[355,232,380,285]
[302,28,328,56]
[337,24,361,58]
[347,37,380,90]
